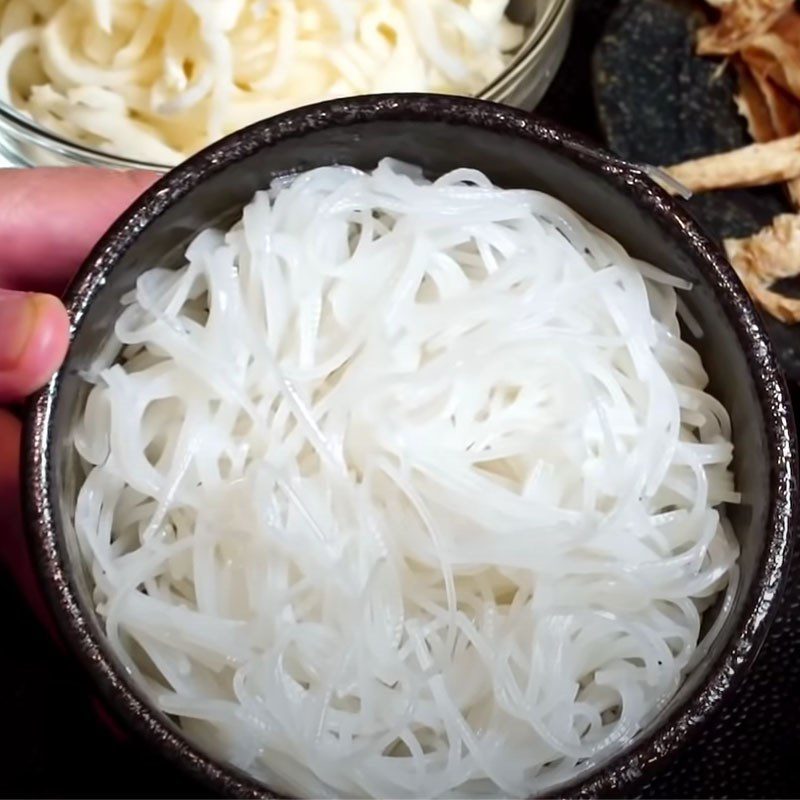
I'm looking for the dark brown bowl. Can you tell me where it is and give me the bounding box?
[22,94,798,798]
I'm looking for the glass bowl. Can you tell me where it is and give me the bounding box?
[0,0,574,171]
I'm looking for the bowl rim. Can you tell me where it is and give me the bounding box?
[0,0,573,172]
[22,93,798,799]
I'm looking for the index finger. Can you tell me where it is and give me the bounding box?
[0,167,159,295]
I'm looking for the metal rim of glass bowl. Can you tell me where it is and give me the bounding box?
[0,0,573,171]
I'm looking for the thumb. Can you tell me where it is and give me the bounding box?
[0,290,69,403]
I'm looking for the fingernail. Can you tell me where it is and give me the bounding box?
[0,290,37,370]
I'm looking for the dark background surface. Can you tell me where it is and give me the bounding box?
[4,0,800,796]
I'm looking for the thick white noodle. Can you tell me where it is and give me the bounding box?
[0,0,524,163]
[73,160,740,798]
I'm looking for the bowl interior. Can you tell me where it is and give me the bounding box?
[40,112,777,796]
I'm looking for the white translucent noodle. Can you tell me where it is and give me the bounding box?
[73,160,740,798]
[0,0,525,163]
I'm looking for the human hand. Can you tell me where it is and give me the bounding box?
[0,168,157,631]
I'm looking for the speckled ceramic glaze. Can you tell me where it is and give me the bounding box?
[22,94,799,799]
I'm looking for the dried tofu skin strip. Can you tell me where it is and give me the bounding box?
[726,213,800,321]
[740,17,800,97]
[741,61,800,203]
[741,61,800,137]
[734,273,800,320]
[697,0,793,55]
[726,212,800,279]
[735,61,780,139]
[786,174,800,205]
[742,57,800,133]
[665,133,800,191]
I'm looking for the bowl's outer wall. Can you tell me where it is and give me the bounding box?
[24,95,797,799]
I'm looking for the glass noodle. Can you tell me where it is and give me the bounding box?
[0,1,524,163]
[73,160,740,798]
